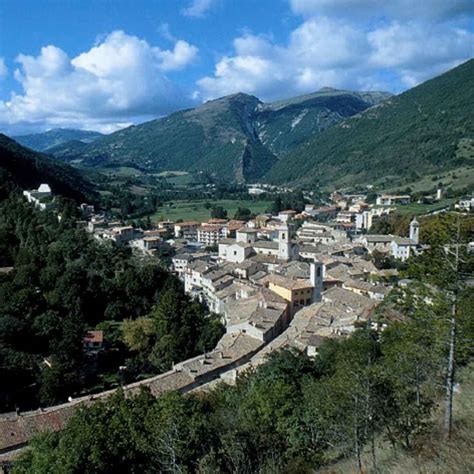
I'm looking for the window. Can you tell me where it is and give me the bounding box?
[282,233,285,240]
[316,266,321,277]
[234,250,237,256]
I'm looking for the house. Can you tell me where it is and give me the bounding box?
[255,214,272,228]
[342,278,374,296]
[359,234,394,253]
[172,253,195,277]
[197,224,228,246]
[368,285,391,301]
[233,260,264,279]
[158,220,175,230]
[83,331,104,352]
[184,260,210,297]
[102,226,142,244]
[296,222,337,244]
[322,286,377,315]
[355,211,373,230]
[218,240,254,263]
[174,221,200,238]
[224,290,289,342]
[376,194,411,206]
[455,197,474,211]
[262,262,323,316]
[336,212,355,224]
[278,210,297,222]
[236,227,259,244]
[390,237,416,261]
[226,220,246,237]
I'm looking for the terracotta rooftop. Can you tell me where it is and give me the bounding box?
[263,274,313,291]
[83,330,103,344]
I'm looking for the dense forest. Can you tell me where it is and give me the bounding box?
[13,214,474,473]
[0,134,95,203]
[0,189,223,411]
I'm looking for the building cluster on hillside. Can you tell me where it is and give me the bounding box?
[23,184,418,375]
[6,184,441,459]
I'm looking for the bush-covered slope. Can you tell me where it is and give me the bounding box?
[64,90,388,182]
[266,59,474,189]
[0,134,96,201]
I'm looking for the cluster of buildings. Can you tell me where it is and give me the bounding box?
[22,183,56,211]
[5,185,440,461]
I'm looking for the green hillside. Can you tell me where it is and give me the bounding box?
[45,139,89,162]
[266,59,474,189]
[13,128,104,152]
[0,134,96,202]
[59,90,388,182]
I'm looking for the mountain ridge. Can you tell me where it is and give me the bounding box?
[52,89,390,182]
[265,59,474,189]
[13,128,104,152]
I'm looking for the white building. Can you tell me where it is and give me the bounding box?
[219,241,254,263]
[23,184,55,211]
[102,226,142,244]
[197,225,228,246]
[278,210,297,222]
[355,211,373,231]
[174,221,200,239]
[376,194,411,206]
[455,198,474,211]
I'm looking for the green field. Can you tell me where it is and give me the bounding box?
[393,198,457,216]
[151,199,272,222]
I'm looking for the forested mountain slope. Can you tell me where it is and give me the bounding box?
[13,128,104,152]
[55,89,389,182]
[266,59,474,189]
[0,134,95,201]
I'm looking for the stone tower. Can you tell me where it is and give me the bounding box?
[410,217,420,245]
[278,223,291,261]
[310,261,324,303]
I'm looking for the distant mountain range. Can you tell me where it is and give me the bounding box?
[47,89,391,182]
[13,128,104,152]
[0,134,95,202]
[8,60,472,190]
[266,59,474,189]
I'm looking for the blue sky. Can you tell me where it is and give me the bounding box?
[0,0,472,134]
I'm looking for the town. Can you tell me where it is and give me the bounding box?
[2,179,472,461]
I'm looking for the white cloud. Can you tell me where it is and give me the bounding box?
[156,40,198,71]
[290,0,474,21]
[368,22,472,68]
[0,58,8,79]
[0,31,198,134]
[197,12,473,101]
[197,18,373,100]
[181,0,215,18]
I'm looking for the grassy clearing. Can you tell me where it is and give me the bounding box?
[393,198,457,216]
[94,166,144,177]
[386,166,474,194]
[322,363,474,473]
[151,199,272,222]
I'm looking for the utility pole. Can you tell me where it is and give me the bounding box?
[443,216,460,439]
